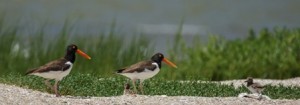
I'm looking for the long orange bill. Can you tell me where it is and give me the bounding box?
[162,58,178,68]
[76,49,91,60]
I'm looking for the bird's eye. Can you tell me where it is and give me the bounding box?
[159,54,162,57]
[72,46,76,49]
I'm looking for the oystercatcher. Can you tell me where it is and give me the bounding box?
[116,53,177,94]
[26,44,91,97]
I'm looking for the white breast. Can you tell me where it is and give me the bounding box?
[121,63,160,81]
[247,86,258,93]
[247,85,263,94]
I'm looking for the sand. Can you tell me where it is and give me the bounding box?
[1,78,300,105]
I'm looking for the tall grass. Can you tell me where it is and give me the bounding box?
[0,17,300,80]
[167,27,300,80]
[0,19,154,78]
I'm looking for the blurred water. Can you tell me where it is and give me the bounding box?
[0,0,299,52]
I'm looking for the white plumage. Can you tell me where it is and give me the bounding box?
[120,63,160,81]
[31,61,73,81]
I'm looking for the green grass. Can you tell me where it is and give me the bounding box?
[1,14,300,99]
[1,15,300,81]
[168,27,300,80]
[1,25,300,80]
[0,23,154,78]
[1,73,300,99]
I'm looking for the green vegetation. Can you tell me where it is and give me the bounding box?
[0,21,154,78]
[1,19,300,98]
[168,27,300,80]
[1,73,300,99]
[1,19,300,80]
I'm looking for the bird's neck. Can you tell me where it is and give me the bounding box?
[153,60,162,68]
[247,82,253,87]
[64,52,76,63]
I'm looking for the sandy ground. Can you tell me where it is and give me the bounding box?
[1,78,300,105]
[219,77,300,88]
[178,77,300,88]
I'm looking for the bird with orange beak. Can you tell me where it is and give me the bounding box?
[116,53,177,94]
[26,44,91,97]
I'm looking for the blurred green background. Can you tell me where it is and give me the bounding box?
[0,1,300,80]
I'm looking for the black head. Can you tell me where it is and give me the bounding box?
[66,44,78,53]
[245,77,254,86]
[151,53,164,68]
[64,44,78,63]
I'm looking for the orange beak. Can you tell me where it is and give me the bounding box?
[76,49,91,60]
[162,58,177,68]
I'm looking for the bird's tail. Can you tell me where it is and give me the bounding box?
[25,68,37,75]
[115,68,125,74]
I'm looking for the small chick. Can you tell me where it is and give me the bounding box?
[245,77,265,95]
[123,83,135,96]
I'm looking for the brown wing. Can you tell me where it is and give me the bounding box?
[26,58,70,75]
[117,60,157,73]
[252,83,264,89]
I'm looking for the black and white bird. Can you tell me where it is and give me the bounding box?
[26,44,91,97]
[116,53,177,94]
[245,77,265,95]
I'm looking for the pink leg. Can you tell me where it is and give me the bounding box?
[139,80,144,95]
[54,80,61,97]
[44,79,54,91]
[132,79,138,94]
